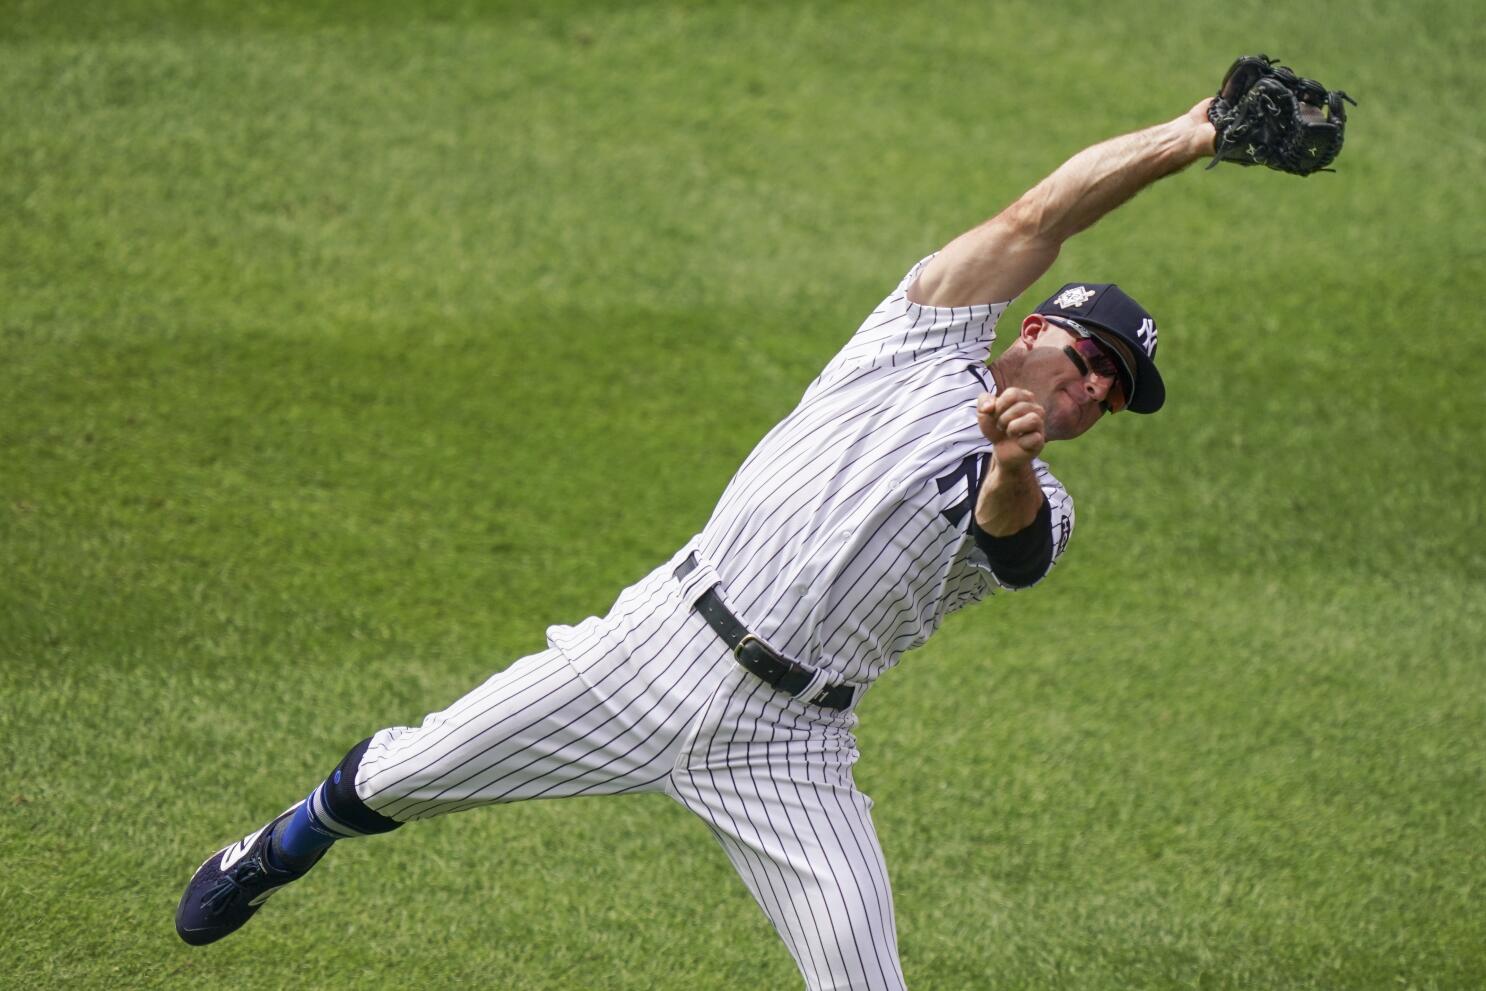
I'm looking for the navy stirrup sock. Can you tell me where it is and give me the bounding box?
[269,787,341,868]
[266,738,405,872]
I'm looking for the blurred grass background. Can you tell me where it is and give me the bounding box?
[2,1,1482,988]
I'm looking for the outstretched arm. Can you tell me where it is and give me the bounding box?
[910,101,1217,307]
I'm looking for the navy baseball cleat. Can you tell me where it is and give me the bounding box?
[175,804,324,945]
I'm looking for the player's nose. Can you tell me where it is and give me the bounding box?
[1081,373,1111,402]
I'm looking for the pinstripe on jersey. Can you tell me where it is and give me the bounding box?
[698,255,1074,688]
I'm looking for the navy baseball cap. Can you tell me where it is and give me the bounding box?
[1034,283,1165,414]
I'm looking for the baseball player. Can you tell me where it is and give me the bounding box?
[176,59,1351,987]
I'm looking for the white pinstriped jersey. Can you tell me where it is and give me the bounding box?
[350,255,1076,991]
[689,255,1075,687]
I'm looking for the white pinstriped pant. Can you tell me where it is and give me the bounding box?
[356,550,906,991]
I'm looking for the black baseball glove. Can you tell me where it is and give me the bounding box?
[1206,55,1355,176]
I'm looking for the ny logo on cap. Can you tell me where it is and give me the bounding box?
[1053,286,1097,309]
[1136,318,1157,356]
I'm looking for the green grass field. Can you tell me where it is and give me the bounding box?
[3,1,1483,988]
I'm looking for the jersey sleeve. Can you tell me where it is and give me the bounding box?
[969,458,1075,591]
[807,254,1010,396]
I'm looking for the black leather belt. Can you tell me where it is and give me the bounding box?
[674,553,855,711]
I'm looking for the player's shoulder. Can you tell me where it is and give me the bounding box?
[1029,455,1064,482]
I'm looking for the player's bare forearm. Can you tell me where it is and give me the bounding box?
[974,387,1046,535]
[911,103,1217,307]
[1013,103,1216,245]
[974,456,1043,535]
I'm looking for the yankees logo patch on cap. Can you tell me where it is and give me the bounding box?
[1034,282,1166,414]
[1135,317,1157,357]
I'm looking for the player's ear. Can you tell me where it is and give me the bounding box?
[1018,313,1051,348]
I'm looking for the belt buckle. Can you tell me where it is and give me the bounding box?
[733,633,760,661]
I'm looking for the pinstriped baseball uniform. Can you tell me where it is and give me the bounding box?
[355,255,1075,990]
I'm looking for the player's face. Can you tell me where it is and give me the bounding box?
[1022,326,1123,440]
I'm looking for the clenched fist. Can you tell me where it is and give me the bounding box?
[977,388,1046,469]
